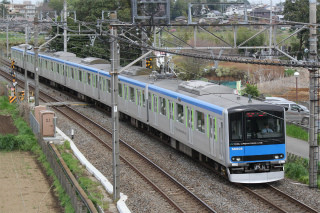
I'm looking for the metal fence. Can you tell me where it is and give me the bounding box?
[29,111,39,135]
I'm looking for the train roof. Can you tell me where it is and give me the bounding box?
[12,46,274,112]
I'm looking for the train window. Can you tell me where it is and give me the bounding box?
[51,62,53,72]
[230,113,243,141]
[78,70,82,81]
[148,93,151,110]
[107,79,111,93]
[196,111,205,133]
[95,75,98,88]
[71,68,74,79]
[130,87,134,102]
[118,83,123,97]
[87,73,91,85]
[45,60,48,69]
[142,90,145,107]
[160,97,166,116]
[57,63,60,73]
[177,103,184,123]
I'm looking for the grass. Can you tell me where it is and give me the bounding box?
[286,124,320,145]
[285,157,320,188]
[58,141,109,210]
[0,95,74,212]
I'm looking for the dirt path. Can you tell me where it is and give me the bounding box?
[0,151,62,213]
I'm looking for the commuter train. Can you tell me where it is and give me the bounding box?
[11,45,286,183]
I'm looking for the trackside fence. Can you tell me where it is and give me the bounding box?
[29,112,98,213]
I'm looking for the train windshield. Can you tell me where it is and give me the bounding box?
[230,111,284,143]
[245,111,284,140]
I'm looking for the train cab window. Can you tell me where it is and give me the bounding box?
[177,103,184,123]
[230,113,243,140]
[118,83,123,97]
[160,97,166,116]
[107,79,111,93]
[196,111,205,133]
[130,87,135,102]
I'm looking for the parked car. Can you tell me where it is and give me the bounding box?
[266,101,309,125]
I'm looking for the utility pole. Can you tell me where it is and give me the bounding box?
[34,15,39,106]
[269,0,273,59]
[23,45,29,103]
[25,8,28,44]
[63,0,67,52]
[308,0,319,188]
[6,17,9,58]
[110,11,120,201]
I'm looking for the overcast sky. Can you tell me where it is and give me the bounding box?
[248,0,284,4]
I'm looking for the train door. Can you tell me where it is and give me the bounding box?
[209,115,215,156]
[137,89,142,118]
[153,94,158,125]
[124,85,129,112]
[63,64,67,86]
[187,106,193,144]
[219,120,224,160]
[169,100,174,134]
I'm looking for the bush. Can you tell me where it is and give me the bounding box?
[284,68,296,77]
[242,83,259,97]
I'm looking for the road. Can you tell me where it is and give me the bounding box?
[287,136,319,159]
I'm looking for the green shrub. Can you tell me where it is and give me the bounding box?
[284,68,296,77]
[285,162,309,183]
[242,83,259,97]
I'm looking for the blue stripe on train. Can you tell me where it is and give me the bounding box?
[229,144,286,163]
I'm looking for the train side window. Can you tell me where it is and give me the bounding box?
[107,79,111,93]
[71,68,74,79]
[142,90,145,107]
[118,83,123,97]
[196,111,205,133]
[57,63,60,73]
[177,103,184,123]
[148,93,151,110]
[45,60,48,69]
[160,97,166,116]
[130,87,134,102]
[51,62,53,72]
[87,73,91,85]
[79,70,82,82]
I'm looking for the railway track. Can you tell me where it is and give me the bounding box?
[0,62,217,212]
[240,183,318,213]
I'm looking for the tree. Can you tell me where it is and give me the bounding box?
[283,0,320,59]
[177,57,209,80]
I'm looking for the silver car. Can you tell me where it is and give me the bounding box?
[266,101,309,125]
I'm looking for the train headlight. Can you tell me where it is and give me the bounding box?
[232,157,236,161]
[280,154,284,158]
[274,155,279,159]
[236,157,241,161]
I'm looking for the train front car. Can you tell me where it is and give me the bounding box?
[227,104,286,183]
